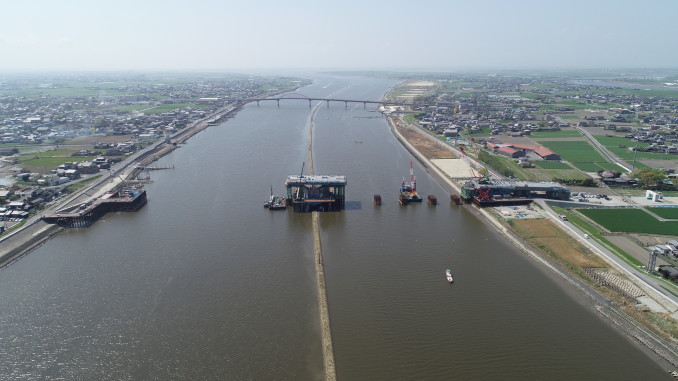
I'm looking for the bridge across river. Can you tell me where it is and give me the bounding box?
[243,91,417,108]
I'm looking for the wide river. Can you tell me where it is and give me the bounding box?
[0,75,671,380]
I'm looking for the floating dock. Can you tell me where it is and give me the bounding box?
[285,175,346,212]
[42,188,147,227]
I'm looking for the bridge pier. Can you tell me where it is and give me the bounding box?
[309,99,312,108]
[277,99,280,107]
[344,101,348,108]
[256,100,260,106]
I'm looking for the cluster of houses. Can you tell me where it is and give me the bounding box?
[652,240,678,257]
[656,240,678,282]
[10,155,114,187]
[0,187,59,224]
[411,74,677,142]
[619,129,678,154]
[0,76,290,147]
[486,142,560,161]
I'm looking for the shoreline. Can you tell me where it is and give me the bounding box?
[385,112,678,369]
[0,83,301,266]
[0,103,242,267]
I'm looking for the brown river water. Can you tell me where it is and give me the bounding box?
[0,75,671,380]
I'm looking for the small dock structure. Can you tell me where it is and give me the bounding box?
[43,188,147,227]
[285,175,346,212]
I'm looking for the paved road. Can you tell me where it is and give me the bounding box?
[577,126,632,172]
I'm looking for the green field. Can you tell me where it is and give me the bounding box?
[569,162,626,173]
[539,140,607,162]
[464,127,493,137]
[18,149,104,167]
[593,136,678,161]
[531,169,588,181]
[647,207,678,219]
[566,88,678,99]
[534,161,572,169]
[116,105,152,112]
[595,162,627,172]
[530,130,581,138]
[578,208,678,235]
[571,162,605,172]
[552,206,643,266]
[22,156,95,167]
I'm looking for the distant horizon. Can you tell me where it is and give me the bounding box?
[1,66,677,76]
[3,0,677,73]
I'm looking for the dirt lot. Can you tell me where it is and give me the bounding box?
[397,127,455,160]
[510,219,608,269]
[607,235,671,267]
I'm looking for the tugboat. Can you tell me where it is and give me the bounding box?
[268,195,287,210]
[445,269,454,283]
[264,186,287,210]
[399,161,423,204]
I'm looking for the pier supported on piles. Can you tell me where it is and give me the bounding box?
[42,189,147,227]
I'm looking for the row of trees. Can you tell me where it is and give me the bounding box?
[630,168,675,190]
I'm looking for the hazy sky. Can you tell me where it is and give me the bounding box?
[2,0,677,72]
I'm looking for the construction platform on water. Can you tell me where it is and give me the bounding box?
[42,187,147,227]
[285,175,347,212]
[461,179,570,207]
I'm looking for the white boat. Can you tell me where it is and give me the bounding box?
[445,269,454,283]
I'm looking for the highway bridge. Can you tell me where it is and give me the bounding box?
[242,92,417,108]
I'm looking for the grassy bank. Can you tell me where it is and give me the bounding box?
[502,212,678,341]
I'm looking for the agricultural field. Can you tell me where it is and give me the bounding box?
[18,149,104,168]
[538,140,606,162]
[534,161,572,169]
[593,135,678,161]
[530,130,581,138]
[465,127,494,137]
[115,105,153,113]
[596,162,627,172]
[647,207,678,219]
[529,168,588,181]
[578,208,678,235]
[570,162,602,172]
